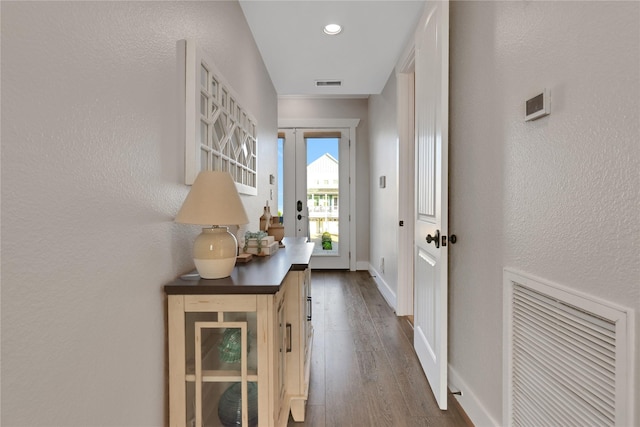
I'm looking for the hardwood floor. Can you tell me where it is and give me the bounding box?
[288,271,469,427]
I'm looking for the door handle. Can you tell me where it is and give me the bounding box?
[297,214,307,220]
[426,230,440,249]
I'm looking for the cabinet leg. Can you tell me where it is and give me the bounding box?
[290,398,307,422]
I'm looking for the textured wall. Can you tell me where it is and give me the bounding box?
[278,97,370,266]
[368,74,400,299]
[1,2,276,425]
[449,1,639,423]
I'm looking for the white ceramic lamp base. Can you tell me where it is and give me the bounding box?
[193,226,237,279]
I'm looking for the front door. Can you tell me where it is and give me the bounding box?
[413,0,450,410]
[279,128,350,269]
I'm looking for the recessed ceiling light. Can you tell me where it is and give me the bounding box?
[323,24,342,35]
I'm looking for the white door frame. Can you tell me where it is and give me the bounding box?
[395,44,416,316]
[278,118,359,271]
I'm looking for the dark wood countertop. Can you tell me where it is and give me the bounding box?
[164,237,314,295]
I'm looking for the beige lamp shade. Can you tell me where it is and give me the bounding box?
[175,171,249,226]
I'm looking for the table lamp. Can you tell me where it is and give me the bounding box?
[175,171,249,279]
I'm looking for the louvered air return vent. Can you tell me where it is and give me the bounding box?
[503,269,633,427]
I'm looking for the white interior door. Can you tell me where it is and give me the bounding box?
[280,128,350,269]
[413,0,450,410]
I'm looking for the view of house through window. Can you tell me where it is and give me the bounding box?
[277,136,340,256]
[306,137,340,256]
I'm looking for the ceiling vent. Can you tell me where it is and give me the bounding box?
[315,80,342,87]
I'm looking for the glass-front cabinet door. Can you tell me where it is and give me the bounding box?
[184,310,259,427]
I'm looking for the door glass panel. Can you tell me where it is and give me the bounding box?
[277,136,284,219]
[280,127,350,269]
[305,137,339,257]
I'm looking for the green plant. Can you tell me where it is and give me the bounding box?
[321,232,332,250]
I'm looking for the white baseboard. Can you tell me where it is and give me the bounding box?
[367,265,396,310]
[448,365,500,427]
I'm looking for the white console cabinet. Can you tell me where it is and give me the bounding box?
[165,239,313,427]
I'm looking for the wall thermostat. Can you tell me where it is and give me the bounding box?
[525,89,550,121]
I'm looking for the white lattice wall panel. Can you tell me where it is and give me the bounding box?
[179,39,258,195]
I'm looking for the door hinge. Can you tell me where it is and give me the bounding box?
[349,251,351,260]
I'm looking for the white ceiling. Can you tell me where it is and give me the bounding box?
[239,0,425,97]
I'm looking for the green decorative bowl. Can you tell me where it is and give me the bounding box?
[218,328,248,363]
[217,382,258,427]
